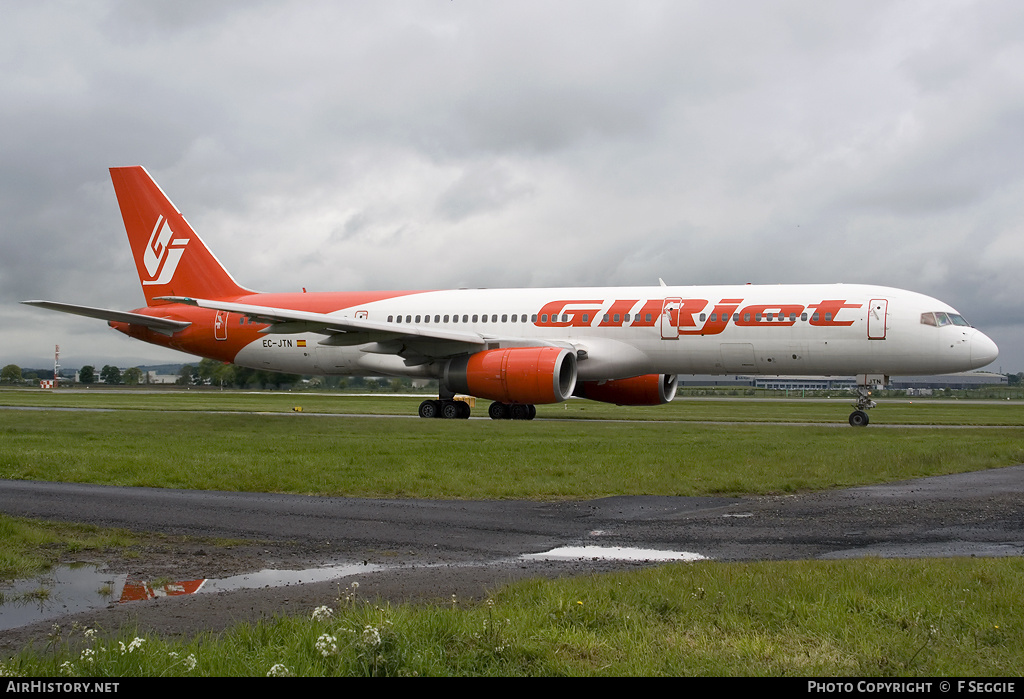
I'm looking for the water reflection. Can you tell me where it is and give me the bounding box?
[0,561,387,631]
[0,548,705,631]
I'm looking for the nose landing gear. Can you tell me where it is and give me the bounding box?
[849,374,886,427]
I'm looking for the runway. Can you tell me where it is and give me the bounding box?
[2,465,1022,564]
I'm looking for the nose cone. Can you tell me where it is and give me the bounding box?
[970,331,999,368]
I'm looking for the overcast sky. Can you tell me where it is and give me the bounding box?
[2,0,1022,373]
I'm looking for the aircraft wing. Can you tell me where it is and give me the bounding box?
[21,300,192,335]
[157,296,492,356]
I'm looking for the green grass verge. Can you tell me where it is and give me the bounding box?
[0,515,136,579]
[2,410,1024,498]
[6,558,1022,676]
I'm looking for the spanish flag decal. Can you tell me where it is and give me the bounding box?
[297,340,307,347]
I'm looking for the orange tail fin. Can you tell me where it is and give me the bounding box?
[110,166,250,306]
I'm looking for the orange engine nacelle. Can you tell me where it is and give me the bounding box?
[444,347,577,404]
[574,374,678,406]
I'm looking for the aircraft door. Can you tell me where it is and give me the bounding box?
[660,298,681,340]
[867,299,887,340]
[214,310,228,341]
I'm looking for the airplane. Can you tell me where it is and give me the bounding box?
[24,166,999,426]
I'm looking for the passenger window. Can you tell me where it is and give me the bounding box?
[444,315,449,323]
[581,314,588,323]
[541,314,548,323]
[473,315,479,322]
[434,315,440,323]
[825,313,832,322]
[492,315,498,322]
[744,313,750,322]
[700,313,706,322]
[801,313,808,321]
[624,313,631,322]
[812,313,819,322]
[710,313,717,322]
[481,315,487,323]
[646,313,652,322]
[532,314,538,322]
[614,314,620,322]
[733,313,740,321]
[416,315,421,323]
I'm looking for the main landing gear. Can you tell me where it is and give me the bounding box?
[488,402,537,420]
[418,399,471,419]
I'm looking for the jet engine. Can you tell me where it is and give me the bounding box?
[444,347,577,404]
[574,374,678,405]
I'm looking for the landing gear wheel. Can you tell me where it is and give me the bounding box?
[849,410,869,427]
[441,401,462,419]
[457,401,472,419]
[527,404,537,420]
[488,402,509,420]
[418,399,441,419]
[510,404,530,420]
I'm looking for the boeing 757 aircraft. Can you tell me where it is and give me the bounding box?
[24,167,999,425]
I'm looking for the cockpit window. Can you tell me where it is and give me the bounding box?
[921,311,971,327]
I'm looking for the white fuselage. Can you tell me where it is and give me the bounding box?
[230,283,998,380]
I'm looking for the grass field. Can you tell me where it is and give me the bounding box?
[2,401,1024,499]
[2,390,1023,676]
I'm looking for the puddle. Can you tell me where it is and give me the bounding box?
[0,561,386,632]
[1,549,700,631]
[521,546,708,562]
[0,563,126,631]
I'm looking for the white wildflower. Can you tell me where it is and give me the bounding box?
[80,648,96,664]
[362,625,381,647]
[59,661,75,676]
[311,605,333,621]
[184,653,198,671]
[267,663,292,677]
[315,633,338,657]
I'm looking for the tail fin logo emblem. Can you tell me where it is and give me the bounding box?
[142,216,189,286]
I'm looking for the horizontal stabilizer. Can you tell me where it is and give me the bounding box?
[22,300,191,335]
